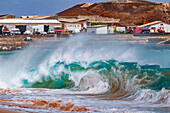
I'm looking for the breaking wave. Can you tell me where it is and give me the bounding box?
[0,34,169,106]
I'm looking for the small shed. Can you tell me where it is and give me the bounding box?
[58,18,88,33]
[116,27,126,32]
[87,25,108,34]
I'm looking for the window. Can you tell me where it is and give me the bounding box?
[159,27,164,30]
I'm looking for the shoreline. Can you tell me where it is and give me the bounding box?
[0,34,58,51]
[0,34,169,51]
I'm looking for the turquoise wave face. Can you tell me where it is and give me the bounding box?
[22,59,170,93]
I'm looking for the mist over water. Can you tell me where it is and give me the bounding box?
[0,34,169,112]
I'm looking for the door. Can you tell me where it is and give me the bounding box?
[44,25,49,32]
[16,25,26,34]
[0,26,3,34]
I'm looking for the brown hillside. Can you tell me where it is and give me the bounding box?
[57,1,170,25]
[57,3,93,16]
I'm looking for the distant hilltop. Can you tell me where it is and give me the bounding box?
[0,14,15,19]
[56,1,170,25]
[106,0,147,3]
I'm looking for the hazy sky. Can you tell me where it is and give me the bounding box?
[0,0,169,17]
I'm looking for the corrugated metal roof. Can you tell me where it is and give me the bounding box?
[0,19,61,24]
[138,21,162,27]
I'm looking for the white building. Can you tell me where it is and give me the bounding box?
[0,19,61,34]
[138,21,170,33]
[64,24,82,33]
[58,18,88,33]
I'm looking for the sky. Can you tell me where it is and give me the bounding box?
[0,0,169,17]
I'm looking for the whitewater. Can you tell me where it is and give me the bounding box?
[0,34,169,112]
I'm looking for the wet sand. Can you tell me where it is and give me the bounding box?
[0,88,95,112]
[0,98,92,112]
[0,109,21,113]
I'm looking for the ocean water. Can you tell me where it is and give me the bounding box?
[0,35,169,112]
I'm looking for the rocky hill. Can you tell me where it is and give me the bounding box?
[57,1,170,25]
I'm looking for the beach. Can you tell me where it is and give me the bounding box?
[0,109,22,113]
